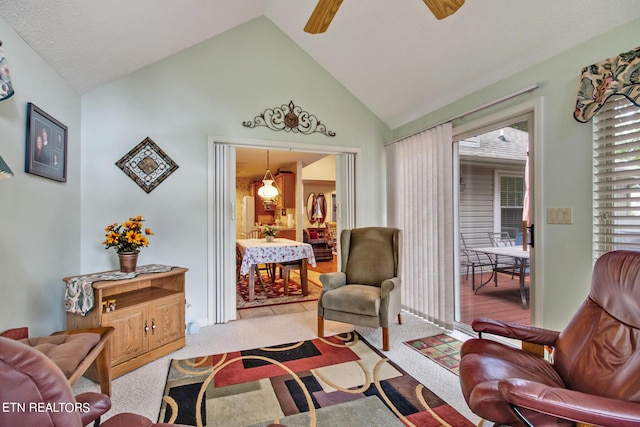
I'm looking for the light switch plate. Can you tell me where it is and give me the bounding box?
[547,208,573,224]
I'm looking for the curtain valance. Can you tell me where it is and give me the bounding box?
[574,45,640,123]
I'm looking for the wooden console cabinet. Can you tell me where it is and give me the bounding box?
[65,267,188,378]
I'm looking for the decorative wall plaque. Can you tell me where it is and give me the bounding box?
[116,137,178,193]
[243,100,336,137]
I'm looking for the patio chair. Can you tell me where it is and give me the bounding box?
[488,231,519,278]
[460,234,494,291]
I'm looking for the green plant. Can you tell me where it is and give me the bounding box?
[262,225,278,237]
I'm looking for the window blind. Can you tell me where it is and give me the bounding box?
[386,123,454,329]
[593,95,640,258]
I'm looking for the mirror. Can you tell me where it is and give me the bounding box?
[315,193,327,224]
[306,192,316,223]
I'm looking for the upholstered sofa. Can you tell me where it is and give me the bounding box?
[303,228,334,262]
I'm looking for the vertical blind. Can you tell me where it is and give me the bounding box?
[593,95,640,258]
[386,123,454,329]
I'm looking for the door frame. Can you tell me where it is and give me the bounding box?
[452,96,544,328]
[207,135,359,324]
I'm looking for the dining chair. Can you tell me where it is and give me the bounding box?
[236,244,266,285]
[240,228,274,280]
[244,228,261,239]
[275,260,302,295]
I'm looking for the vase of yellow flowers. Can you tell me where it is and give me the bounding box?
[103,215,154,272]
[262,225,278,242]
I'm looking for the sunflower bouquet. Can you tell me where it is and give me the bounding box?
[103,215,154,253]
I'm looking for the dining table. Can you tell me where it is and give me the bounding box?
[236,238,317,302]
[471,245,530,309]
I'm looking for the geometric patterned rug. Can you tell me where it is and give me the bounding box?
[236,271,322,310]
[159,332,474,426]
[403,334,463,376]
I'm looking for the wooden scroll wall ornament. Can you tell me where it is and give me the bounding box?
[243,100,336,137]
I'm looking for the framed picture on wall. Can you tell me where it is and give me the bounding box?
[25,102,67,182]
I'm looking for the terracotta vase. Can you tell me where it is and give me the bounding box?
[118,251,139,273]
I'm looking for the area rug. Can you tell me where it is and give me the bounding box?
[236,271,322,310]
[404,334,463,376]
[159,332,473,427]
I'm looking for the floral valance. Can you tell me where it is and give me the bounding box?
[574,45,640,123]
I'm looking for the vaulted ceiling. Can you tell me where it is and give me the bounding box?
[1,0,639,130]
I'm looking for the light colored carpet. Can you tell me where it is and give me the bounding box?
[72,310,481,425]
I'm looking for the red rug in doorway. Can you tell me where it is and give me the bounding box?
[236,273,322,309]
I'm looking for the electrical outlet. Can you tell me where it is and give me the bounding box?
[547,208,573,224]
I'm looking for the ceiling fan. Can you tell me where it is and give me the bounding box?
[304,0,465,34]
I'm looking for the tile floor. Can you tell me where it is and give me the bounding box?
[236,299,318,319]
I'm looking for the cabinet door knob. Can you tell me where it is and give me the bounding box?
[151,319,156,335]
[144,321,149,337]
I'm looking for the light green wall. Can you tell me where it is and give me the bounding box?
[393,17,640,330]
[80,17,390,324]
[3,12,637,334]
[0,18,82,335]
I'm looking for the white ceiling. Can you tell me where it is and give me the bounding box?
[1,1,639,175]
[2,1,639,130]
[236,147,328,180]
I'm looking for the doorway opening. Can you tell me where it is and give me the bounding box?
[208,137,357,324]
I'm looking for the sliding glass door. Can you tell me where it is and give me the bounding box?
[454,115,533,330]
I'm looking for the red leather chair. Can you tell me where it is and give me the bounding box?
[459,250,640,427]
[0,336,188,427]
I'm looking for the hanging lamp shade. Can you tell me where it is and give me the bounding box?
[258,177,279,199]
[257,150,279,205]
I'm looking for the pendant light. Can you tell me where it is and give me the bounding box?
[257,150,279,208]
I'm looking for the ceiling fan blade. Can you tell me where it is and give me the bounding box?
[422,0,465,20]
[304,0,344,34]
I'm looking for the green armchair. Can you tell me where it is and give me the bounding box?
[317,227,402,351]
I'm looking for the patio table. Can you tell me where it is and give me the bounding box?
[471,246,530,310]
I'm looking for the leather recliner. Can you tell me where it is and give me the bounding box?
[0,336,189,427]
[459,250,640,426]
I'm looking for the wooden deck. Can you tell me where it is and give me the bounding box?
[459,271,530,325]
[309,255,530,327]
